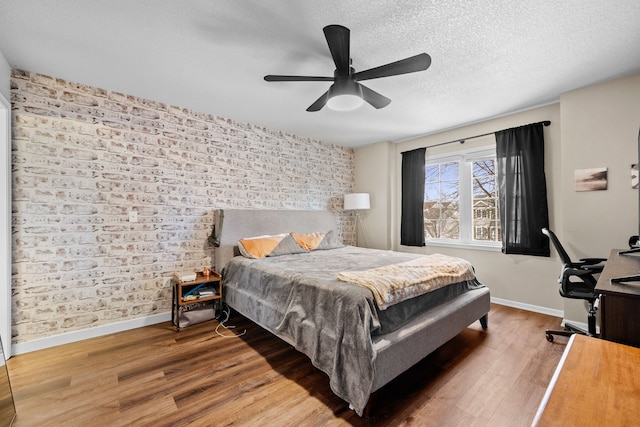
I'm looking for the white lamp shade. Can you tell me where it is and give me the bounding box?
[344,193,370,210]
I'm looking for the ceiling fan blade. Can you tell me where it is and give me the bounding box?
[354,53,431,81]
[306,91,329,112]
[360,84,391,109]
[323,25,351,74]
[264,75,333,82]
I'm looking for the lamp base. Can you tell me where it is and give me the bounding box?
[355,212,368,248]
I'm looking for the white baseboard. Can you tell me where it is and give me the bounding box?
[12,312,172,356]
[491,297,563,318]
[491,297,595,334]
[558,319,595,334]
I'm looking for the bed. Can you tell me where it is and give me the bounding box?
[213,209,490,416]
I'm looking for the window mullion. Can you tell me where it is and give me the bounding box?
[459,158,472,242]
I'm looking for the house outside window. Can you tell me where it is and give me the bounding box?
[424,148,501,250]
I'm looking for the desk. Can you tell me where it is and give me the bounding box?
[533,334,640,426]
[595,249,640,348]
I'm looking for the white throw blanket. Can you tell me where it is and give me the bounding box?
[337,253,476,310]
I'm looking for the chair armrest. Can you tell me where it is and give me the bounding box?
[569,258,606,272]
[578,257,606,265]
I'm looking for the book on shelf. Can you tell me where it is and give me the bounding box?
[179,272,197,282]
[198,287,218,297]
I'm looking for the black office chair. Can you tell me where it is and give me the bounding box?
[542,228,606,342]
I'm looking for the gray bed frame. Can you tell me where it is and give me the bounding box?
[213,209,491,412]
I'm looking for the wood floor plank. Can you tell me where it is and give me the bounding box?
[6,304,567,426]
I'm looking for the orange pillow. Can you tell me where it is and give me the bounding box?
[238,234,306,259]
[291,230,343,251]
[291,232,326,251]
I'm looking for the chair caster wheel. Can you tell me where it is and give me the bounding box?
[546,334,554,342]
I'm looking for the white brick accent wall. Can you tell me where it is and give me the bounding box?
[10,69,355,344]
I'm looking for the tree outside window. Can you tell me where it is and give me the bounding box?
[472,159,501,242]
[425,161,459,239]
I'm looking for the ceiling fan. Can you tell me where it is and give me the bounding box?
[264,24,431,112]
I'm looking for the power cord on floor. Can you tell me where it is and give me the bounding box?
[215,303,247,338]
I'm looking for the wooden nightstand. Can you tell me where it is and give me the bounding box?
[171,271,222,331]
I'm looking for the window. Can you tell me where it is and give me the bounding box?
[424,160,459,239]
[424,148,501,249]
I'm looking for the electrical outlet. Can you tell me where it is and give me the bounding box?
[129,210,138,223]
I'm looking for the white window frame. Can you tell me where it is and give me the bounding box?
[425,146,501,252]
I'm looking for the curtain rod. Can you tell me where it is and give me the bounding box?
[412,120,551,151]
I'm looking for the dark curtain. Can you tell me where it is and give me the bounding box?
[495,122,550,256]
[401,147,426,246]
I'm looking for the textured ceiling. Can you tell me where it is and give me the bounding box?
[1,1,639,147]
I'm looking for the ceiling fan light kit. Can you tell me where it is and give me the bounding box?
[327,93,363,111]
[264,24,431,112]
[327,78,364,111]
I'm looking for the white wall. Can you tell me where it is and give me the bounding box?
[354,72,640,325]
[559,72,640,321]
[0,49,10,355]
[353,141,395,249]
[0,50,10,100]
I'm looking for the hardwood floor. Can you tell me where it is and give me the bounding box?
[6,304,567,426]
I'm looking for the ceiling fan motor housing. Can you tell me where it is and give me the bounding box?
[327,70,364,110]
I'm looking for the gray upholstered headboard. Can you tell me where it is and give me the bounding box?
[213,209,338,273]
